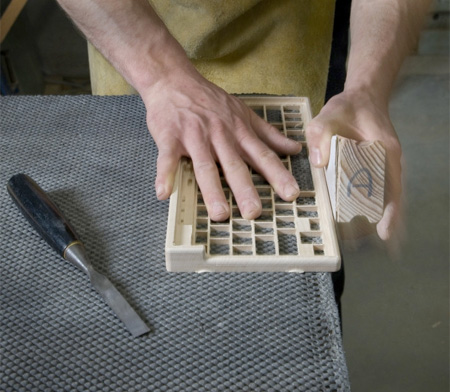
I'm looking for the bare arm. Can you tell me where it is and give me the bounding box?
[306,0,431,241]
[57,0,302,222]
[345,0,432,105]
[57,0,192,94]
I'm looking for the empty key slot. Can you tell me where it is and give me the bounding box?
[256,187,272,197]
[255,222,274,234]
[196,218,208,230]
[210,225,230,238]
[310,219,320,231]
[197,194,205,205]
[197,205,208,217]
[209,239,230,255]
[291,149,314,191]
[256,237,276,255]
[300,233,323,244]
[232,220,252,232]
[296,196,316,205]
[266,107,283,123]
[283,105,301,114]
[313,245,325,255]
[255,213,273,222]
[261,198,273,209]
[233,245,253,255]
[252,175,269,186]
[285,122,303,131]
[284,113,302,122]
[233,232,253,245]
[297,207,318,218]
[232,207,243,218]
[275,204,294,216]
[278,232,298,255]
[276,217,295,229]
[195,231,207,244]
[274,193,290,204]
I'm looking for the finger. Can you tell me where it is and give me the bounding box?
[154,140,182,200]
[377,201,399,241]
[249,112,302,155]
[305,117,334,168]
[189,148,230,222]
[377,144,403,241]
[241,135,300,201]
[213,137,262,220]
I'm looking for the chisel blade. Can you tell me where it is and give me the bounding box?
[90,269,150,337]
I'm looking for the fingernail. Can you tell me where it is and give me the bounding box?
[156,184,165,198]
[242,200,260,218]
[284,183,300,198]
[212,202,228,219]
[309,147,322,166]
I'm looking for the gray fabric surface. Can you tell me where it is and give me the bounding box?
[0,95,349,392]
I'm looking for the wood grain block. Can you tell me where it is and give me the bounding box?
[326,136,385,223]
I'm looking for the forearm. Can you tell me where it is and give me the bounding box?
[345,0,431,106]
[56,0,197,96]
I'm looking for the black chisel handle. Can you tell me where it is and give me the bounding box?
[7,174,81,257]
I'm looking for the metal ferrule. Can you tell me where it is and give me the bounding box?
[64,242,92,276]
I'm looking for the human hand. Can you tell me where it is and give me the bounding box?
[305,90,403,242]
[142,72,302,221]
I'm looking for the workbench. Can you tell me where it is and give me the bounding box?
[0,95,349,391]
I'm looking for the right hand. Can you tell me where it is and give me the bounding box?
[306,89,403,243]
[142,71,302,221]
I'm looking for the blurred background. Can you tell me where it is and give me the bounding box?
[1,0,449,391]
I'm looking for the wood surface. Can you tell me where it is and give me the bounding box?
[327,136,385,224]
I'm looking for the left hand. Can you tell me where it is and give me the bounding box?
[305,89,403,242]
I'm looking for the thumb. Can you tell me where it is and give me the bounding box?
[305,116,335,168]
[154,139,182,200]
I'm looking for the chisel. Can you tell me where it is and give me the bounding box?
[7,174,150,337]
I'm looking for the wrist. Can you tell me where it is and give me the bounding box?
[130,32,199,97]
[342,80,390,112]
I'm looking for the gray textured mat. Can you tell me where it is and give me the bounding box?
[0,95,349,391]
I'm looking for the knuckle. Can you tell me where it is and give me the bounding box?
[238,185,258,198]
[210,117,226,130]
[194,160,217,174]
[305,122,325,138]
[157,149,173,161]
[258,148,278,164]
[237,132,257,146]
[222,158,246,174]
